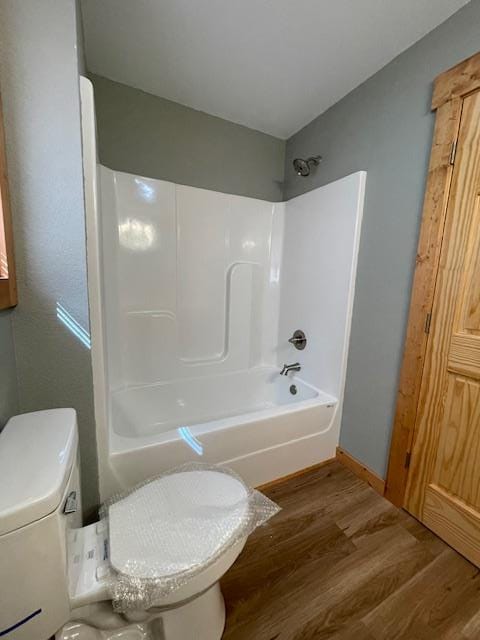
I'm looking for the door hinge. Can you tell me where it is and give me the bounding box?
[449,140,457,165]
[424,311,432,334]
[405,451,412,469]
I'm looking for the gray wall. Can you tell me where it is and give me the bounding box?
[0,0,98,516]
[0,310,17,428]
[89,74,286,202]
[285,0,480,478]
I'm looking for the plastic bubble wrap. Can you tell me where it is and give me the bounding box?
[100,463,280,612]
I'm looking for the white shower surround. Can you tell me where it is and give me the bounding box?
[80,78,366,499]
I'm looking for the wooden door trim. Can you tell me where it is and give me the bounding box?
[385,51,480,507]
[432,51,480,110]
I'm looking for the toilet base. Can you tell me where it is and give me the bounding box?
[56,583,226,640]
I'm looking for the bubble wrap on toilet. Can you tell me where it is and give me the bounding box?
[100,463,280,612]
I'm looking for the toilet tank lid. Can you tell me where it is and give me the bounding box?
[0,409,78,536]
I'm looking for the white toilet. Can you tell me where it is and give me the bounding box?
[0,409,272,640]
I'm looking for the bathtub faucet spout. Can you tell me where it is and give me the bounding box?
[280,362,301,376]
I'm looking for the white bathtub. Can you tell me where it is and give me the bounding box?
[108,367,338,490]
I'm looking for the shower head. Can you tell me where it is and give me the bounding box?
[293,155,322,177]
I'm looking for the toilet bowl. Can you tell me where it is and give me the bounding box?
[58,524,247,640]
[0,409,277,640]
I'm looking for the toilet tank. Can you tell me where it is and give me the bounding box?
[0,409,82,640]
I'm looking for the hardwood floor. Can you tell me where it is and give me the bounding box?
[221,461,480,639]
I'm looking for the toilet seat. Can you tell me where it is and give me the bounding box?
[68,468,252,611]
[108,469,250,581]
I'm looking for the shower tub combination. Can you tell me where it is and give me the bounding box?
[80,78,366,499]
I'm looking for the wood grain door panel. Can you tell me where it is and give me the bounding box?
[433,376,480,508]
[424,485,480,566]
[448,335,480,379]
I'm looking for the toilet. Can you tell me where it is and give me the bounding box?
[0,409,276,640]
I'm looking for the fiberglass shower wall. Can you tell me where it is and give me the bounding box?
[99,167,285,390]
[278,172,366,400]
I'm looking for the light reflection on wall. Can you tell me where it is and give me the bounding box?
[134,178,157,203]
[118,218,156,251]
[178,426,204,455]
[56,302,91,349]
[270,265,280,284]
[242,239,256,251]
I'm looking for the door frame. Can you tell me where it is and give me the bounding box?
[385,51,480,507]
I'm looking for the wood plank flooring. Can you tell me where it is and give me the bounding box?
[221,461,480,639]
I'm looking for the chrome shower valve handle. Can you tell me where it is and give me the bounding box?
[288,330,307,350]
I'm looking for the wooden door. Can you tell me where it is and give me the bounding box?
[404,89,480,565]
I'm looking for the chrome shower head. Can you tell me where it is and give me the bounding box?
[293,155,322,177]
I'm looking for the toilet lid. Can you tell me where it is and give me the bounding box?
[108,470,249,579]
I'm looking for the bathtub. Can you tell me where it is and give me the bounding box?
[108,367,338,490]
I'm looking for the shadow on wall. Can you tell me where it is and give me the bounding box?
[88,73,286,203]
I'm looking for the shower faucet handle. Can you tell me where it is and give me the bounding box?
[288,330,307,350]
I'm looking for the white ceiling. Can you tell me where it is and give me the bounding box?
[80,0,469,139]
